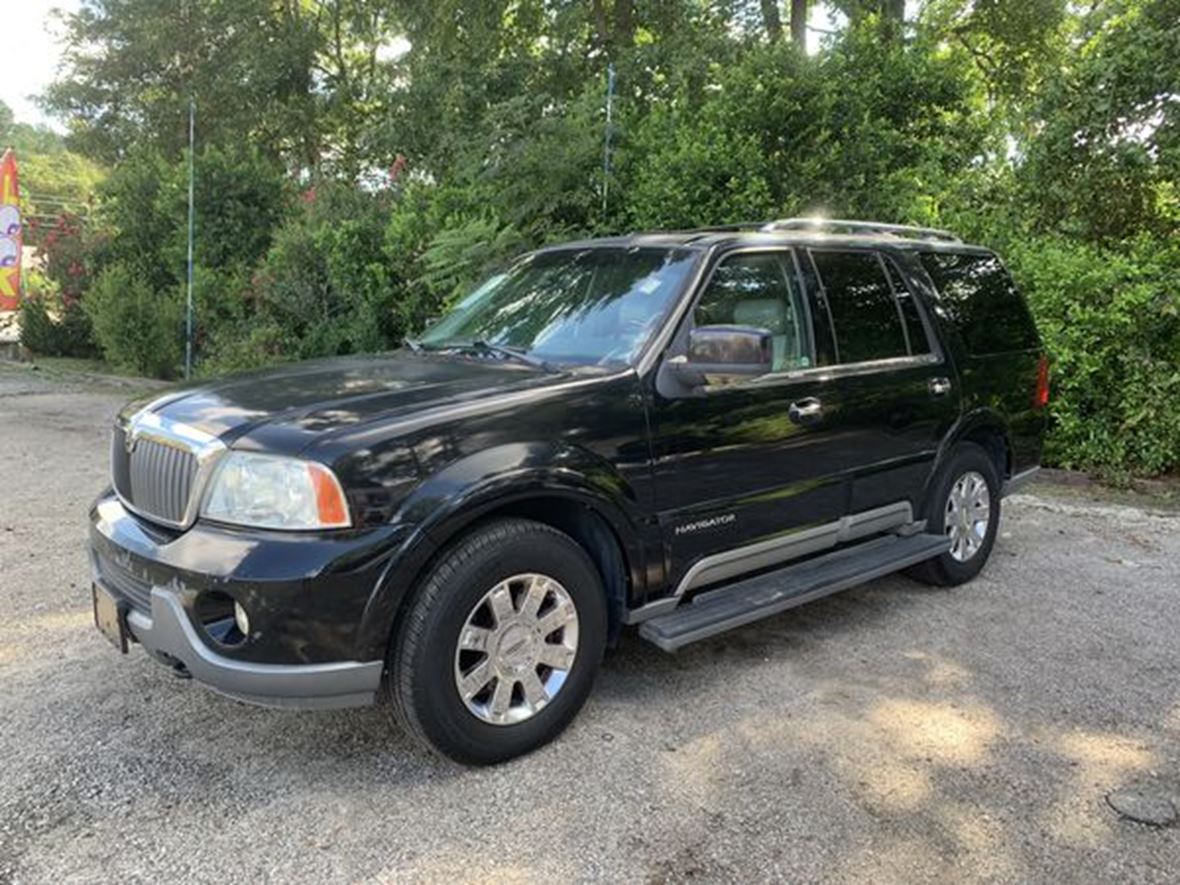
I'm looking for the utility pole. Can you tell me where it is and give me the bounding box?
[185,98,195,380]
[601,63,616,216]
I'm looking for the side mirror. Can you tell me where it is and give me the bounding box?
[671,325,773,386]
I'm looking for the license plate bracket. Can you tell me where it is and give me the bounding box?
[92,583,129,653]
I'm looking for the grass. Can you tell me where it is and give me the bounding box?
[0,353,172,397]
[1033,470,1180,514]
[27,355,144,379]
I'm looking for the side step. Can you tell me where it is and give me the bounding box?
[639,532,949,652]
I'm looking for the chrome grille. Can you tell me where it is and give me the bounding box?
[111,426,132,499]
[130,438,198,524]
[110,415,221,528]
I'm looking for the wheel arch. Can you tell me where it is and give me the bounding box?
[354,446,648,661]
[923,409,1012,513]
[444,495,633,641]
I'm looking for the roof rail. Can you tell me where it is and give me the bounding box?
[678,221,771,234]
[760,218,960,243]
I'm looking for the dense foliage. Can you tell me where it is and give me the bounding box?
[82,263,183,377]
[18,286,95,358]
[0,100,104,230]
[1005,237,1180,477]
[27,0,1180,477]
[3,101,106,356]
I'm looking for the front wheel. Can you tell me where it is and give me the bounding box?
[907,443,1001,587]
[385,518,607,765]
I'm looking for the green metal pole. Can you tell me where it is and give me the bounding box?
[185,98,195,380]
[601,63,615,215]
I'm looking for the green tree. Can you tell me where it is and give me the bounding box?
[34,0,1180,475]
[922,0,1069,106]
[624,26,985,228]
[45,0,320,165]
[1019,0,1180,241]
[0,99,105,234]
[95,144,288,290]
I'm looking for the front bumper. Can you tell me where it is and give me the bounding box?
[120,587,384,708]
[89,490,412,709]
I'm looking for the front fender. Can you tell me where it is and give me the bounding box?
[351,441,650,661]
[402,441,644,543]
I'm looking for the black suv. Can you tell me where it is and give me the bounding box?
[89,218,1048,763]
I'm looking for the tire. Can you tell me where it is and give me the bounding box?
[907,442,1001,587]
[385,518,607,765]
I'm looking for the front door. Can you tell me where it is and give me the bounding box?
[649,248,862,594]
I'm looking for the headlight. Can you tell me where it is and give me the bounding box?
[201,452,351,530]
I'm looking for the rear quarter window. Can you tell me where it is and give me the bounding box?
[920,251,1039,354]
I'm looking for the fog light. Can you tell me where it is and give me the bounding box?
[233,601,250,638]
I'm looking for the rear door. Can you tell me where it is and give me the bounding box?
[803,248,961,517]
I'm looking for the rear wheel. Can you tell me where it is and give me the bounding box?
[385,518,607,765]
[908,443,1001,587]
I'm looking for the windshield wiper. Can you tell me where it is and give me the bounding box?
[403,337,423,352]
[464,339,558,373]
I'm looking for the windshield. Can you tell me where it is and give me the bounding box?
[418,247,699,366]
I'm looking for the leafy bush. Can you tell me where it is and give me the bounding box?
[17,269,97,357]
[82,145,290,376]
[19,214,102,357]
[97,144,289,292]
[38,213,100,303]
[201,183,440,371]
[18,296,58,353]
[19,295,96,357]
[83,263,183,378]
[1007,235,1180,477]
[248,185,394,358]
[415,216,525,304]
[623,33,984,230]
[199,319,289,375]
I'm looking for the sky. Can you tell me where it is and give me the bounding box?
[2,0,79,130]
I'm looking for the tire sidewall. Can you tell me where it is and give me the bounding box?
[925,444,1001,583]
[399,522,607,764]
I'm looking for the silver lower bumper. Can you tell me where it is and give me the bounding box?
[124,587,383,710]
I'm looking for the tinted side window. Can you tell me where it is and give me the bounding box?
[810,251,909,364]
[694,252,812,371]
[920,251,1039,354]
[882,258,931,356]
[795,250,837,366]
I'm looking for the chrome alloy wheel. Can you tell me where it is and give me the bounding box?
[945,470,991,562]
[453,573,580,726]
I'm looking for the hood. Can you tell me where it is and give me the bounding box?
[132,352,573,455]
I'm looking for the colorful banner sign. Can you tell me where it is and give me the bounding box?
[0,148,22,309]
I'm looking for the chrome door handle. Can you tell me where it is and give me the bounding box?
[929,377,952,396]
[788,397,823,424]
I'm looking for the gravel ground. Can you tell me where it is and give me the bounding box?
[2,365,1179,883]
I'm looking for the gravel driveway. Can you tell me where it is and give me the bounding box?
[2,366,1179,883]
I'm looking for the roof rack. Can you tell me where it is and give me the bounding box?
[678,221,770,234]
[760,218,961,243]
